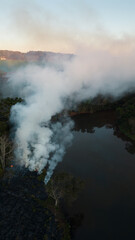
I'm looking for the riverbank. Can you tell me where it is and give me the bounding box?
[0,99,135,239]
[68,93,135,142]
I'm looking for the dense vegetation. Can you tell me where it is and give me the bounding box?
[0,93,135,175]
[0,58,134,239]
[0,97,22,176]
[0,97,22,129]
[116,95,135,140]
[69,93,135,142]
[0,91,135,239]
[0,97,84,239]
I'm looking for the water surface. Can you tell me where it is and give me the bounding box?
[56,112,135,240]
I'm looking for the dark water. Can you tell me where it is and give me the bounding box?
[56,112,135,240]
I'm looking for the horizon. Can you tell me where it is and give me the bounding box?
[0,49,73,54]
[0,0,135,53]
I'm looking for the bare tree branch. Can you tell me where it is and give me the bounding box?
[0,135,14,170]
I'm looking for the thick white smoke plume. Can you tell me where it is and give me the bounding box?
[6,49,135,183]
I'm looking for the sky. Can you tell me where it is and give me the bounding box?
[0,0,135,53]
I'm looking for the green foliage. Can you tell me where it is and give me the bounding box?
[116,104,135,120]
[118,122,135,141]
[77,99,92,113]
[76,95,115,114]
[116,96,135,140]
[0,97,23,135]
[74,93,135,141]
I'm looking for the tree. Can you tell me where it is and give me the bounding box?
[0,135,14,170]
[46,172,84,207]
[46,177,63,207]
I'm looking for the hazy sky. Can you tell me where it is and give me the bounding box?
[0,0,135,52]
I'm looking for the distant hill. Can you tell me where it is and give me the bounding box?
[0,50,73,62]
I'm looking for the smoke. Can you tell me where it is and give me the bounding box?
[6,48,135,183]
[8,0,102,52]
[44,119,74,184]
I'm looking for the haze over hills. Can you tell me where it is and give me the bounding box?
[0,50,73,62]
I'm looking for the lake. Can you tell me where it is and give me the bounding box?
[56,112,135,240]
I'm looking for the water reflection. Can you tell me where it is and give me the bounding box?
[72,111,116,133]
[72,112,135,154]
[56,112,135,240]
